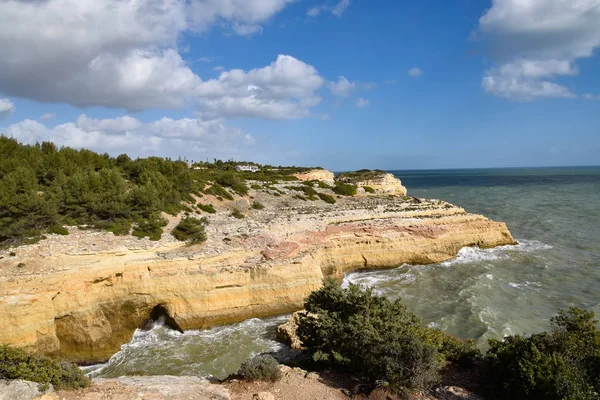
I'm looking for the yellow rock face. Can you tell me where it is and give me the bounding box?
[0,196,515,362]
[292,169,335,183]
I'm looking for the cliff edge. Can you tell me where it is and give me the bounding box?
[0,175,515,363]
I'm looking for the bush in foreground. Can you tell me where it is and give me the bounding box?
[238,355,282,382]
[487,307,600,400]
[0,345,90,391]
[171,217,208,244]
[296,279,443,393]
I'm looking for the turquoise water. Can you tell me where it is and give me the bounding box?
[89,167,600,378]
[345,167,600,343]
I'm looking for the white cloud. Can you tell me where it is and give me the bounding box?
[477,0,600,100]
[187,0,295,34]
[40,113,56,121]
[0,0,299,111]
[329,76,356,97]
[408,68,423,78]
[213,66,225,72]
[195,55,325,120]
[307,0,351,17]
[584,94,600,100]
[355,98,370,108]
[4,114,254,159]
[482,59,577,100]
[0,98,15,119]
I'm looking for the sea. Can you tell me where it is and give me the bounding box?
[85,166,600,379]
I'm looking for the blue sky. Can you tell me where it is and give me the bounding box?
[0,0,599,170]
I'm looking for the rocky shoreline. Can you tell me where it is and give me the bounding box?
[0,174,515,366]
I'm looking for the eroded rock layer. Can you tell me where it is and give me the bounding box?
[0,195,515,362]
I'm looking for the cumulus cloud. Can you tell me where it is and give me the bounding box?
[477,0,600,100]
[187,0,295,34]
[307,0,351,17]
[329,76,356,97]
[196,55,325,120]
[4,114,254,159]
[355,98,369,108]
[408,68,423,78]
[0,0,300,111]
[40,113,56,121]
[0,99,15,119]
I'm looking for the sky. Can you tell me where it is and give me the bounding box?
[0,0,599,171]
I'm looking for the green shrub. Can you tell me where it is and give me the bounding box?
[230,209,245,219]
[171,217,208,244]
[316,181,333,189]
[363,186,375,194]
[333,182,357,196]
[296,279,441,392]
[294,194,307,201]
[0,345,90,390]
[207,184,234,201]
[48,225,69,235]
[197,203,217,214]
[132,215,167,241]
[250,184,262,190]
[232,183,249,196]
[487,307,600,400]
[104,219,131,236]
[238,355,282,382]
[251,201,265,210]
[272,192,281,197]
[317,193,336,204]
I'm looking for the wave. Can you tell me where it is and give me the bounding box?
[440,239,552,267]
[84,315,289,379]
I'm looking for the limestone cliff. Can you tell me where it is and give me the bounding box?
[0,192,515,363]
[292,169,335,184]
[336,170,407,196]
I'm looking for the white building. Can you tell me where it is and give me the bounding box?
[234,165,259,172]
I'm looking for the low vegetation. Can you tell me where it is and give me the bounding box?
[171,216,208,244]
[333,182,357,196]
[336,169,387,184]
[238,355,282,382]
[197,203,217,214]
[363,186,375,193]
[295,281,600,398]
[297,280,470,393]
[0,345,90,390]
[230,209,245,219]
[0,137,325,248]
[317,193,336,204]
[487,307,600,400]
[251,201,265,210]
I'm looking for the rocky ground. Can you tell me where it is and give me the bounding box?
[1,365,485,400]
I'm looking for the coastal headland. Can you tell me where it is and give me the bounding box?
[0,169,515,363]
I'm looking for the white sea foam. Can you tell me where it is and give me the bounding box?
[440,239,552,267]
